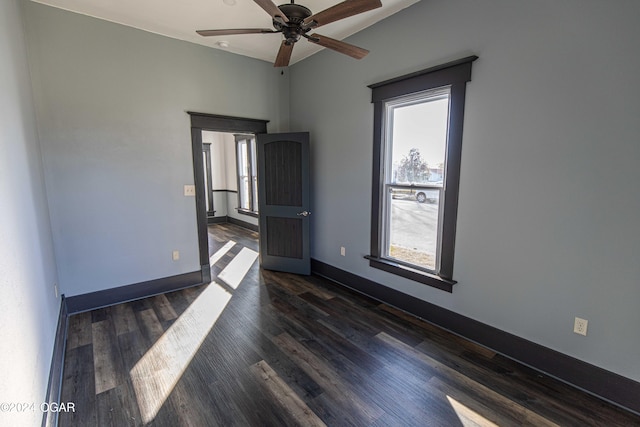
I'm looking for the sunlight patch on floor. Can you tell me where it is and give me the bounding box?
[446,395,498,427]
[218,247,258,289]
[130,281,232,423]
[210,240,236,266]
[130,240,259,423]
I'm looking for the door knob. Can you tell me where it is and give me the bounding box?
[296,211,311,217]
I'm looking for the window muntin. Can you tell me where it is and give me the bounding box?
[382,89,450,273]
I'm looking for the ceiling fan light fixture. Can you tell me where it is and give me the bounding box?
[197,0,382,67]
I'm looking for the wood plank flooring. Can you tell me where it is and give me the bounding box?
[59,223,640,426]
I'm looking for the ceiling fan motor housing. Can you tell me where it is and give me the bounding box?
[275,3,313,44]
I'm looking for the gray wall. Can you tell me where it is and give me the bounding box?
[289,0,640,382]
[23,1,288,296]
[0,0,61,425]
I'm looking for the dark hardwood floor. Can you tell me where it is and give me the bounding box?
[60,223,640,426]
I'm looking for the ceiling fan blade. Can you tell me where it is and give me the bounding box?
[303,0,382,28]
[254,0,289,22]
[197,28,279,36]
[274,41,294,67]
[308,33,369,59]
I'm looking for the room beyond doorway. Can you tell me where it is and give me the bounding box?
[201,130,259,232]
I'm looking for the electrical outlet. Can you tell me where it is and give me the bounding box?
[574,317,588,336]
[340,246,346,256]
[184,185,196,196]
[172,250,180,261]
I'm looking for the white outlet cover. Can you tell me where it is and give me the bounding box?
[172,250,180,261]
[574,317,588,336]
[184,185,196,196]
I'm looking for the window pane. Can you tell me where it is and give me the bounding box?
[203,153,210,212]
[388,186,441,270]
[238,140,249,210]
[250,139,258,212]
[385,93,449,271]
[239,177,250,210]
[390,96,448,185]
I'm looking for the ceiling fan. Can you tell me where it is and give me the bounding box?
[197,0,382,67]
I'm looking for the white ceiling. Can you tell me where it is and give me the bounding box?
[31,0,419,65]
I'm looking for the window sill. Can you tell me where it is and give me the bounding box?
[365,256,456,293]
[236,208,258,218]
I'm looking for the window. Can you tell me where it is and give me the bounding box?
[236,134,258,215]
[367,56,477,292]
[384,89,449,271]
[202,143,214,216]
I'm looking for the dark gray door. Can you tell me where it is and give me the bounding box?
[257,132,310,274]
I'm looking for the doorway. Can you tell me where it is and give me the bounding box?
[189,112,268,283]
